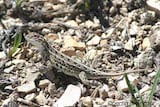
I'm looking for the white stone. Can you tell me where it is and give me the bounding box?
[65,20,78,27]
[124,38,135,50]
[139,85,151,95]
[0,51,6,59]
[35,91,48,105]
[98,84,109,99]
[54,84,81,107]
[25,93,36,101]
[87,35,101,46]
[81,96,92,107]
[148,71,156,78]
[16,82,36,93]
[142,37,151,49]
[39,79,50,89]
[84,49,97,60]
[147,0,160,15]
[117,74,138,92]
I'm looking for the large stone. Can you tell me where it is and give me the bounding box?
[54,84,81,107]
[16,82,36,93]
[87,35,101,46]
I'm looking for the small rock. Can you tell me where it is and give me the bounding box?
[87,35,101,46]
[42,28,51,34]
[110,41,123,51]
[6,59,26,67]
[98,84,109,99]
[101,28,115,39]
[117,74,138,92]
[2,98,18,107]
[4,85,14,92]
[124,38,135,50]
[4,65,15,73]
[134,48,155,68]
[76,50,84,58]
[114,91,123,100]
[93,98,104,106]
[63,36,86,50]
[84,49,97,61]
[142,37,151,49]
[149,25,160,49]
[2,17,22,28]
[146,0,160,15]
[148,71,156,78]
[45,33,59,41]
[25,71,41,82]
[84,20,100,28]
[39,79,51,89]
[35,91,48,105]
[60,47,76,56]
[0,51,6,59]
[48,83,56,97]
[16,82,36,93]
[54,84,81,107]
[81,96,92,107]
[100,40,108,47]
[59,0,67,3]
[140,11,156,24]
[129,22,139,36]
[25,93,36,101]
[139,85,150,95]
[65,20,78,27]
[103,98,114,106]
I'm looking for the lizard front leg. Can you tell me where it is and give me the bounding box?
[79,72,101,86]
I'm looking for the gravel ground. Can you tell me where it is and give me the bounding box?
[0,0,160,106]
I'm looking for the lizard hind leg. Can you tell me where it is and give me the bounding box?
[79,72,101,86]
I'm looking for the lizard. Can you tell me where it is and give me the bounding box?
[25,32,146,85]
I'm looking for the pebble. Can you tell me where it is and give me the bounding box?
[148,71,156,78]
[93,98,104,106]
[48,83,56,97]
[129,22,139,36]
[140,11,156,24]
[83,49,97,60]
[25,93,36,101]
[134,48,155,68]
[81,96,92,107]
[4,65,15,73]
[87,35,101,46]
[63,36,86,50]
[98,84,109,99]
[65,20,78,27]
[146,0,160,15]
[16,82,36,93]
[35,91,48,105]
[100,39,108,47]
[54,84,81,107]
[117,74,138,92]
[45,33,59,41]
[39,79,51,89]
[124,38,135,50]
[60,47,76,56]
[0,51,6,59]
[139,85,151,95]
[142,37,151,49]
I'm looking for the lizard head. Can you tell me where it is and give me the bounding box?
[25,32,49,51]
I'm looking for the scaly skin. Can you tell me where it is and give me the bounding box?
[25,32,146,85]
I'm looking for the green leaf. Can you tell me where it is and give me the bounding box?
[134,86,145,107]
[16,0,26,7]
[124,73,141,107]
[9,32,22,57]
[147,69,160,107]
